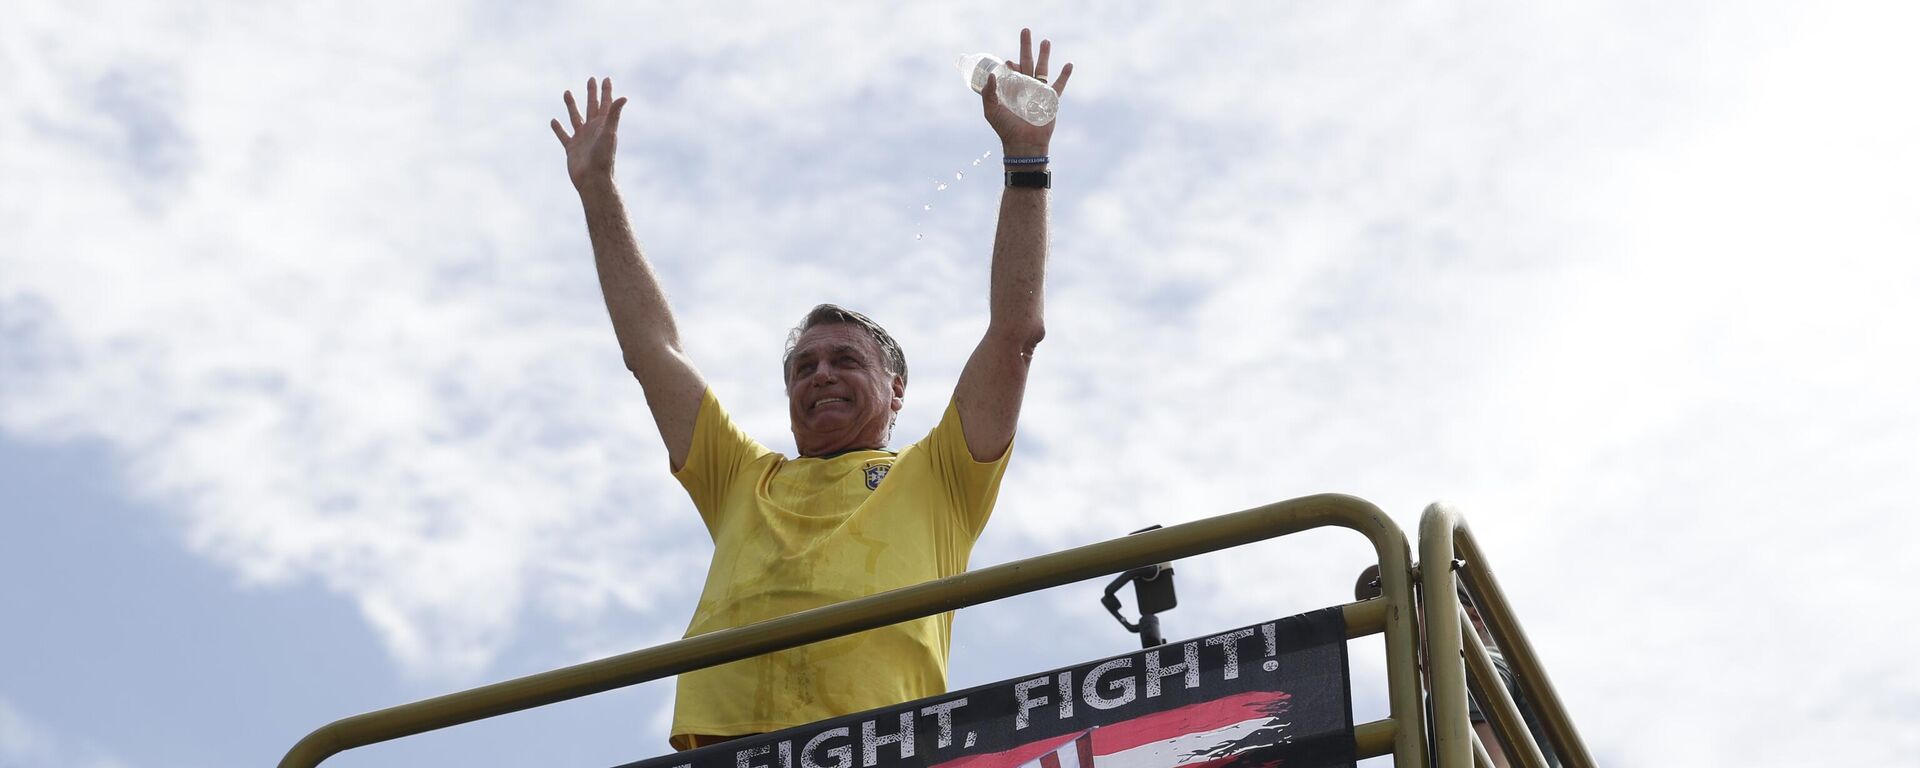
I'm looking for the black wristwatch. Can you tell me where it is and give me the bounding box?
[1004,170,1052,189]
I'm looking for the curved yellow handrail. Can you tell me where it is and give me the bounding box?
[1420,501,1595,768]
[281,494,1425,768]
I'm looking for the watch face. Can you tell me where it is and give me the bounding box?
[1006,171,1051,189]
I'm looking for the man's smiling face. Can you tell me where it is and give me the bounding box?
[785,322,904,457]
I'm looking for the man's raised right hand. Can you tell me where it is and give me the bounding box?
[551,77,628,190]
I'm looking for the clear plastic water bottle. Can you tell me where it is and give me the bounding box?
[958,52,1058,126]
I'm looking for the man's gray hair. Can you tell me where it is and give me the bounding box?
[783,304,909,385]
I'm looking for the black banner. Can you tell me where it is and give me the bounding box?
[616,608,1354,768]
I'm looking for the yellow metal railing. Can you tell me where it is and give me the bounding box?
[280,494,1427,767]
[281,496,1595,768]
[1420,502,1594,768]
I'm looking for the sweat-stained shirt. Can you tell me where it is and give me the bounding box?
[668,388,1011,749]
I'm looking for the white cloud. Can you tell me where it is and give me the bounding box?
[0,697,128,768]
[4,1,1919,764]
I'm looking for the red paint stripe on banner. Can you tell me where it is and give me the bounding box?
[1094,718,1267,768]
[1038,750,1061,768]
[1086,691,1288,754]
[932,691,1288,768]
[1075,728,1094,768]
[936,730,1089,768]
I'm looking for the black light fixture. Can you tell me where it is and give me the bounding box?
[1101,525,1178,648]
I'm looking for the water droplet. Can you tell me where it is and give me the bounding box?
[923,204,932,210]
[955,172,964,180]
[915,233,924,241]
[972,159,982,166]
[982,151,993,158]
[936,183,947,191]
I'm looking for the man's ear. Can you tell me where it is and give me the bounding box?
[890,375,906,412]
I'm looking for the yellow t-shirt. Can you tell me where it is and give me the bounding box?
[669,389,1010,748]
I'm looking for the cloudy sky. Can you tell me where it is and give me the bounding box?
[4,2,1918,766]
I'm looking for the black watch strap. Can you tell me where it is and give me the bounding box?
[1004,170,1052,189]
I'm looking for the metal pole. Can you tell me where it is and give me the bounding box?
[1420,510,1473,768]
[1426,502,1596,768]
[1461,614,1550,768]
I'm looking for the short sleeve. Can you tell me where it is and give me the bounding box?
[672,389,773,538]
[913,397,1013,538]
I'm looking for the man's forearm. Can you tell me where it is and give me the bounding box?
[577,177,685,372]
[988,158,1049,343]
[953,157,1050,461]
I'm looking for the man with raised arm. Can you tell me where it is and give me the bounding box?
[550,29,1074,749]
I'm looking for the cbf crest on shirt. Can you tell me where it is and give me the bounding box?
[863,460,892,491]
